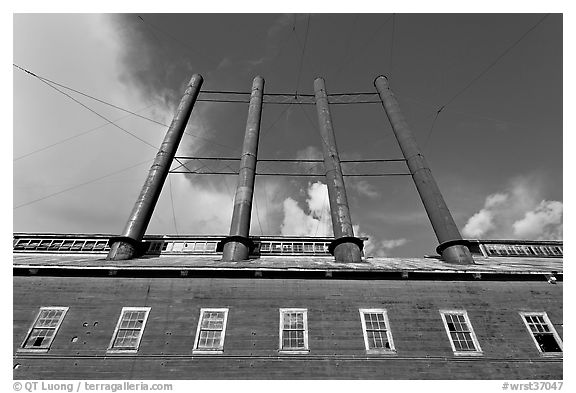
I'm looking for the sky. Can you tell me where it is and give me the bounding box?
[12,12,563,258]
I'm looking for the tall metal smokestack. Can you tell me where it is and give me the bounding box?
[107,74,204,261]
[374,75,473,264]
[313,77,363,263]
[221,76,265,261]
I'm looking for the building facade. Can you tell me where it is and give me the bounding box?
[13,234,563,379]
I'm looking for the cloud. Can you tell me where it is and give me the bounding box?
[280,182,332,236]
[349,179,380,198]
[152,174,233,235]
[512,200,563,240]
[214,14,299,74]
[294,146,323,175]
[361,230,409,257]
[280,182,408,257]
[462,176,562,240]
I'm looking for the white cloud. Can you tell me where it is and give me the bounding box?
[361,231,409,257]
[512,200,563,240]
[280,182,407,257]
[349,179,380,198]
[462,176,562,240]
[280,182,332,237]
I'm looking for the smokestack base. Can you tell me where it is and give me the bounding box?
[437,240,475,264]
[219,236,255,261]
[107,237,140,261]
[329,237,364,263]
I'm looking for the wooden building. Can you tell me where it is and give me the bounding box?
[13,233,563,379]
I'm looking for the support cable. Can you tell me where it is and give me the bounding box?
[294,14,312,95]
[442,14,549,109]
[14,64,159,151]
[390,13,396,80]
[14,107,150,162]
[333,14,394,79]
[136,15,219,62]
[314,191,329,237]
[253,193,264,236]
[13,64,239,153]
[168,175,179,235]
[424,14,549,150]
[14,158,155,210]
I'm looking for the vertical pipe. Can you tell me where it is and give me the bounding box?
[314,77,363,263]
[374,75,473,264]
[107,74,204,261]
[221,76,265,261]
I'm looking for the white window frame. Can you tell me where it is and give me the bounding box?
[279,308,309,354]
[519,312,563,356]
[20,307,69,352]
[439,310,483,356]
[359,308,396,354]
[192,308,229,354]
[107,307,151,353]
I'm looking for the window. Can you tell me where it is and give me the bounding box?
[519,312,563,355]
[108,307,150,352]
[440,310,482,355]
[206,242,217,252]
[21,307,68,352]
[279,308,309,353]
[60,240,74,250]
[49,240,64,250]
[359,309,396,353]
[193,308,229,354]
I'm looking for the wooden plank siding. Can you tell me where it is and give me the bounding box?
[13,277,562,379]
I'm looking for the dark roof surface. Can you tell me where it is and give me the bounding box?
[13,253,563,274]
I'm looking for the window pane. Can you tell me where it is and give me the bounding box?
[283,329,305,349]
[367,330,389,349]
[534,334,562,353]
[198,330,222,348]
[24,328,55,348]
[37,310,64,328]
[201,312,225,329]
[114,329,140,348]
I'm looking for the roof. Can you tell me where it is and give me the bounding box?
[13,233,563,281]
[13,253,563,281]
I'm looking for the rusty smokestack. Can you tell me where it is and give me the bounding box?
[107,74,204,261]
[221,76,265,261]
[313,77,363,263]
[374,75,473,264]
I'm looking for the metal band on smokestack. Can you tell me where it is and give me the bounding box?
[107,74,204,261]
[220,76,265,261]
[373,75,473,264]
[313,77,363,263]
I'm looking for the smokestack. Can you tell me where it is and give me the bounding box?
[107,74,204,261]
[373,75,473,264]
[313,77,363,263]
[221,76,265,261]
